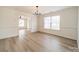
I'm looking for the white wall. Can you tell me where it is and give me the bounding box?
[37,7,78,40]
[77,7,79,48]
[0,7,31,39]
[30,15,37,32]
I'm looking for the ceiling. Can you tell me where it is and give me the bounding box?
[9,6,71,14]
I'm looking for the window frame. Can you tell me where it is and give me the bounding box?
[44,16,51,29]
[44,16,60,30]
[51,16,60,30]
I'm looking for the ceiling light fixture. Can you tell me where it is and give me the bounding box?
[33,6,41,15]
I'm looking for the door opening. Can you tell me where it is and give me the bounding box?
[19,16,25,29]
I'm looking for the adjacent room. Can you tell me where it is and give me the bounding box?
[0,6,78,52]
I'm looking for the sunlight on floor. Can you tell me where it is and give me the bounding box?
[19,29,25,40]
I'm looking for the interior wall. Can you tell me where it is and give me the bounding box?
[78,7,79,48]
[37,7,78,40]
[0,7,31,39]
[30,15,37,32]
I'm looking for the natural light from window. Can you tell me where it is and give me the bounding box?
[19,19,24,28]
[51,16,60,30]
[44,16,60,30]
[44,17,51,29]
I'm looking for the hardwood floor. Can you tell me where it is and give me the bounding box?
[0,29,77,52]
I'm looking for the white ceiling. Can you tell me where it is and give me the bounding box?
[9,6,71,14]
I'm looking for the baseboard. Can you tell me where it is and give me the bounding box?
[0,34,18,40]
[37,31,76,41]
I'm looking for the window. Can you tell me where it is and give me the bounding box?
[51,16,60,30]
[44,16,60,30]
[44,17,51,29]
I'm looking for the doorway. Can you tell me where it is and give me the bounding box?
[19,16,25,29]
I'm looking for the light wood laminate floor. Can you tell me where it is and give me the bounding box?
[0,29,77,52]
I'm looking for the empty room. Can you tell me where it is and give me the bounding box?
[0,6,78,52]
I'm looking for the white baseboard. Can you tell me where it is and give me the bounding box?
[0,34,18,39]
